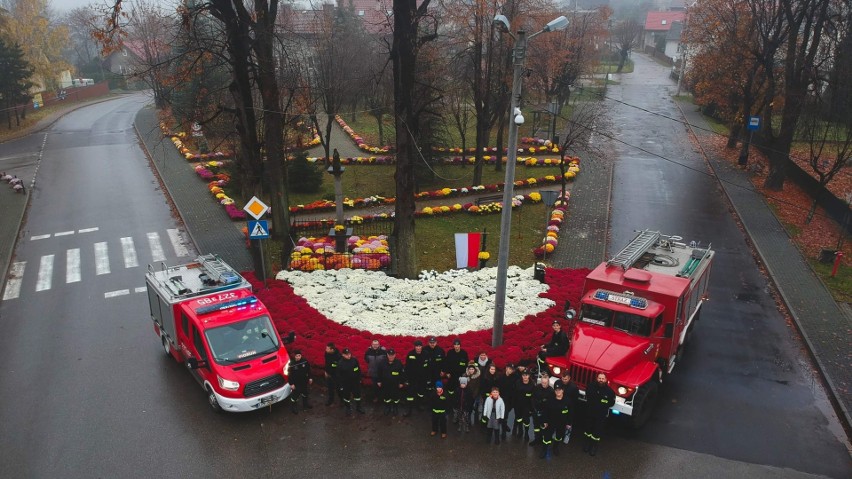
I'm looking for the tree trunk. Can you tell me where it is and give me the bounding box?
[391,0,419,279]
[726,123,741,148]
[254,0,291,262]
[617,49,628,73]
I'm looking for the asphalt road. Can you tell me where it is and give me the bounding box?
[0,82,849,477]
[605,54,850,476]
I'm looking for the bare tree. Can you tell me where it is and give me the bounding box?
[556,93,609,199]
[391,0,439,278]
[612,18,641,73]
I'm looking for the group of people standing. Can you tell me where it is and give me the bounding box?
[289,323,617,458]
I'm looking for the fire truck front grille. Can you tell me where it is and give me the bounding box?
[570,364,599,389]
[243,374,285,398]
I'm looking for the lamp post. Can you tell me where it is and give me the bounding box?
[492,14,569,347]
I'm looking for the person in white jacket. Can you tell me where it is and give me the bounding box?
[481,386,506,445]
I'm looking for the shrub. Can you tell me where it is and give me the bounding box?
[288,151,323,193]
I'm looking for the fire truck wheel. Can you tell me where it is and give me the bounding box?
[206,386,223,412]
[630,380,659,429]
[162,334,172,357]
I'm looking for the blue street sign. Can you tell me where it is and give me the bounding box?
[248,220,270,239]
[747,116,760,131]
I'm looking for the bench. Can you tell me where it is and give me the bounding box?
[475,194,504,206]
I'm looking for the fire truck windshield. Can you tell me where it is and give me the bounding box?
[580,306,653,336]
[205,315,279,364]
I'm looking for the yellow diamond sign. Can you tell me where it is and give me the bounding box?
[243,196,269,220]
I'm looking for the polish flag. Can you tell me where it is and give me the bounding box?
[455,233,482,269]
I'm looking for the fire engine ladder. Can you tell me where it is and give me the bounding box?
[198,254,240,284]
[607,230,661,270]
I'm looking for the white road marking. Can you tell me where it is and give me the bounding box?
[167,229,189,257]
[147,232,165,263]
[31,234,50,241]
[54,231,74,237]
[134,287,147,293]
[2,262,25,300]
[78,227,99,234]
[36,255,54,292]
[104,289,130,298]
[94,242,110,275]
[66,248,81,283]
[121,237,138,268]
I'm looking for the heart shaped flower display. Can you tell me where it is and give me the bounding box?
[275,266,552,336]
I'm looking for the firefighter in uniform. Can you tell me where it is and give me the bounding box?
[337,348,366,416]
[513,370,535,440]
[583,372,616,456]
[553,370,580,442]
[530,372,555,447]
[377,349,405,416]
[429,381,449,438]
[443,338,469,403]
[403,340,429,416]
[540,383,572,458]
[324,342,342,406]
[287,350,313,413]
[537,320,569,375]
[424,336,445,393]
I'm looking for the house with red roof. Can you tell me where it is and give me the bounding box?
[643,10,686,62]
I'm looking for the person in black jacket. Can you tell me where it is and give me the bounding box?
[364,339,387,403]
[424,336,445,393]
[513,370,535,440]
[553,370,580,437]
[538,321,569,374]
[287,350,313,414]
[429,381,449,438]
[337,348,365,416]
[479,363,499,419]
[540,384,572,458]
[496,364,518,440]
[530,372,555,446]
[583,372,616,456]
[403,340,429,416]
[323,342,342,406]
[377,349,405,416]
[454,376,475,433]
[444,339,469,402]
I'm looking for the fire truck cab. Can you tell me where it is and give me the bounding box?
[546,230,714,428]
[146,254,294,412]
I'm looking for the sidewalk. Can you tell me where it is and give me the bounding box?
[677,100,852,432]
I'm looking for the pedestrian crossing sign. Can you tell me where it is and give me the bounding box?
[248,220,270,239]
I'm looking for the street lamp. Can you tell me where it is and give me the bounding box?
[492,14,569,347]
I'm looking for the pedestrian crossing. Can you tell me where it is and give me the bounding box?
[2,228,191,301]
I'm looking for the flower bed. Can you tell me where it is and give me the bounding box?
[251,266,589,377]
[533,194,569,258]
[336,115,394,154]
[304,155,578,166]
[288,162,580,215]
[289,235,391,271]
[194,161,246,220]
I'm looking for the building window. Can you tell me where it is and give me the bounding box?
[358,10,364,16]
[661,20,667,25]
[122,49,128,56]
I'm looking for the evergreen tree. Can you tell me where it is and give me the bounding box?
[287,151,323,194]
[0,38,34,129]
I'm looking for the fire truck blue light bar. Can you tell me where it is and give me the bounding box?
[197,296,258,315]
[593,289,648,310]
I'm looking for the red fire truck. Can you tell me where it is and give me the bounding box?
[146,254,295,412]
[545,230,714,427]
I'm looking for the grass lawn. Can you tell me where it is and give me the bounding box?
[0,107,54,142]
[266,201,551,273]
[808,259,852,302]
[287,163,568,206]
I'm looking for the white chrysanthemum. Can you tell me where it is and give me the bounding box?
[275,266,552,336]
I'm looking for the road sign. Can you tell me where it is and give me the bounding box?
[243,196,269,220]
[248,220,270,239]
[747,116,760,131]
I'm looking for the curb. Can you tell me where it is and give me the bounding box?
[133,108,201,254]
[675,100,852,437]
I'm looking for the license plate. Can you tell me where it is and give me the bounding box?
[260,395,278,406]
